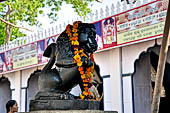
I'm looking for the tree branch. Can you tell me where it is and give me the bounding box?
[0,16,34,32]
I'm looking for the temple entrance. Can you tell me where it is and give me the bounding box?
[0,76,11,113]
[132,52,152,113]
[150,51,170,113]
[133,46,170,113]
[26,71,40,111]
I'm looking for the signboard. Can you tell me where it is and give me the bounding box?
[12,43,38,69]
[116,0,168,45]
[0,35,59,74]
[93,0,168,51]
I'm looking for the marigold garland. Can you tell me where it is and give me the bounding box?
[66,21,94,100]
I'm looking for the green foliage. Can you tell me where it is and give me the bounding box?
[0,21,25,45]
[0,22,5,45]
[47,0,95,22]
[0,0,94,45]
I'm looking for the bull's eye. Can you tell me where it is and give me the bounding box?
[88,31,96,36]
[88,32,92,36]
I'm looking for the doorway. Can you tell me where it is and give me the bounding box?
[133,46,170,113]
[26,71,40,111]
[0,76,11,113]
[133,52,152,113]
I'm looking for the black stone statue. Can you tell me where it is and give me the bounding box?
[30,22,103,111]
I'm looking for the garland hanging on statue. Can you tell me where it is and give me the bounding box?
[66,21,94,100]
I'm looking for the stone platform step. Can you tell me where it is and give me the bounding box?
[17,110,118,113]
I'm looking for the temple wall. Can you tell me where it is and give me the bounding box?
[0,38,166,113]
[94,39,158,113]
[95,48,123,113]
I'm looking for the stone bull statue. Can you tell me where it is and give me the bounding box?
[30,21,103,111]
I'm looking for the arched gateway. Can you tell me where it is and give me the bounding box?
[26,70,40,111]
[133,45,170,113]
[0,76,11,113]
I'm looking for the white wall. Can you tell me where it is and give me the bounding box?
[7,71,21,111]
[122,76,133,113]
[103,76,112,110]
[21,67,38,88]
[94,40,156,113]
[121,39,156,113]
[3,66,38,112]
[122,40,155,74]
[1,39,163,113]
[94,48,123,113]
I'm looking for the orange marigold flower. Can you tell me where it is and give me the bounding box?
[88,91,92,96]
[81,74,86,79]
[80,94,85,100]
[66,29,71,33]
[73,37,78,40]
[74,50,79,55]
[74,48,78,50]
[88,72,93,77]
[72,40,79,45]
[69,37,74,41]
[73,33,78,37]
[67,33,72,37]
[71,41,75,45]
[86,71,90,76]
[80,70,84,75]
[76,59,81,63]
[86,71,93,78]
[83,91,89,96]
[77,62,83,66]
[83,84,88,87]
[88,77,91,81]
[73,54,81,61]
[79,49,83,53]
[90,69,94,73]
[72,28,78,32]
[84,87,89,91]
[87,78,91,82]
[80,53,88,57]
[86,67,91,72]
[78,66,83,71]
[83,79,88,82]
[73,24,78,28]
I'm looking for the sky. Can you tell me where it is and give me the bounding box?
[21,0,121,34]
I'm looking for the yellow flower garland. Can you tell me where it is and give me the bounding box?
[66,21,94,100]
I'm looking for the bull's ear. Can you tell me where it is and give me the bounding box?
[43,43,57,57]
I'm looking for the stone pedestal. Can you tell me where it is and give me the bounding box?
[30,100,100,111]
[30,91,100,111]
[17,110,118,113]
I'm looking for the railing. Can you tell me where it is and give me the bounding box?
[0,0,156,53]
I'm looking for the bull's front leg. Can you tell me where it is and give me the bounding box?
[38,68,62,92]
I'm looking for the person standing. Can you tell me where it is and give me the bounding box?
[6,100,18,113]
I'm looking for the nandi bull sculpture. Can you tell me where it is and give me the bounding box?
[30,21,103,111]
